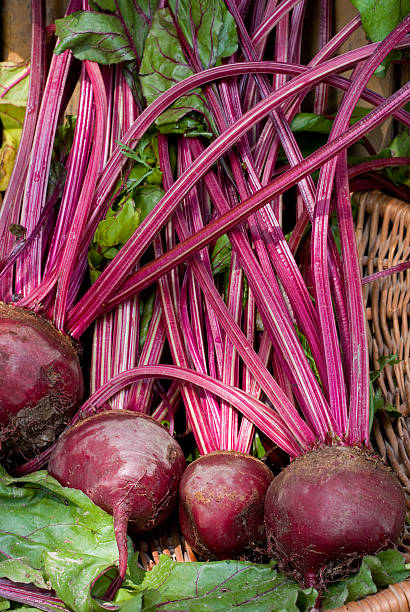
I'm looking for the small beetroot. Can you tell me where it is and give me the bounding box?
[179,450,274,560]
[48,410,186,588]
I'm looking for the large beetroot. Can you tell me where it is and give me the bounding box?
[264,446,406,589]
[0,303,83,468]
[48,410,186,587]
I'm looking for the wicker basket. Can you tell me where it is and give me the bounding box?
[136,191,410,611]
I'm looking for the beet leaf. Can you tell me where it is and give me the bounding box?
[0,466,130,612]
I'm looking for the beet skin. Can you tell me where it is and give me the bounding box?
[264,446,406,589]
[179,450,273,559]
[0,303,83,467]
[48,410,186,584]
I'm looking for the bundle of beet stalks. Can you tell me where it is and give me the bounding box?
[0,0,409,609]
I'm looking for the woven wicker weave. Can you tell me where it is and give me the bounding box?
[136,191,410,611]
[354,190,410,418]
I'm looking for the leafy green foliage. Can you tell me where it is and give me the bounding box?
[0,466,126,612]
[290,113,334,135]
[157,115,213,138]
[139,0,237,129]
[55,11,136,64]
[369,353,401,429]
[322,550,410,610]
[88,132,164,282]
[55,0,158,65]
[88,198,140,283]
[119,555,318,612]
[296,327,322,389]
[349,0,410,76]
[48,115,77,201]
[89,0,117,11]
[139,8,210,126]
[211,234,232,276]
[0,61,30,190]
[168,0,238,69]
[0,468,408,612]
[139,289,156,351]
[284,109,371,162]
[350,0,410,43]
[380,131,410,186]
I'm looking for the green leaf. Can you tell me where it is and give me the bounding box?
[95,199,140,250]
[168,0,238,69]
[89,0,117,12]
[322,551,410,610]
[349,0,410,43]
[370,353,400,383]
[89,131,164,282]
[139,289,156,351]
[290,113,334,135]
[0,466,126,612]
[158,114,213,138]
[290,108,370,139]
[0,130,20,191]
[54,11,136,64]
[383,131,410,186]
[349,0,410,76]
[0,559,49,590]
[211,234,232,276]
[251,432,267,460]
[139,0,237,129]
[0,61,30,190]
[139,9,209,126]
[371,549,410,585]
[133,185,164,223]
[0,61,30,129]
[116,0,160,63]
[120,555,318,611]
[369,353,402,430]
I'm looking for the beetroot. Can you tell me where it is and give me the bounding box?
[179,451,274,559]
[264,446,406,589]
[48,410,186,586]
[0,303,83,468]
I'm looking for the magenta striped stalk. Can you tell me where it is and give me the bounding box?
[126,294,166,413]
[311,16,410,443]
[0,0,46,301]
[97,83,410,323]
[65,42,410,338]
[15,5,78,296]
[158,138,317,450]
[44,64,94,273]
[78,365,304,457]
[226,0,348,425]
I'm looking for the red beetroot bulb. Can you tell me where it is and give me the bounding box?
[48,410,186,585]
[264,445,406,589]
[179,450,274,559]
[0,303,83,467]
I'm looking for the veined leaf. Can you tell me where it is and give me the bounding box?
[0,466,127,612]
[139,8,209,125]
[140,0,237,128]
[119,555,318,612]
[54,11,136,64]
[55,1,158,66]
[349,0,410,76]
[350,0,410,43]
[0,61,30,190]
[168,0,238,69]
[322,550,410,610]
[0,130,20,191]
